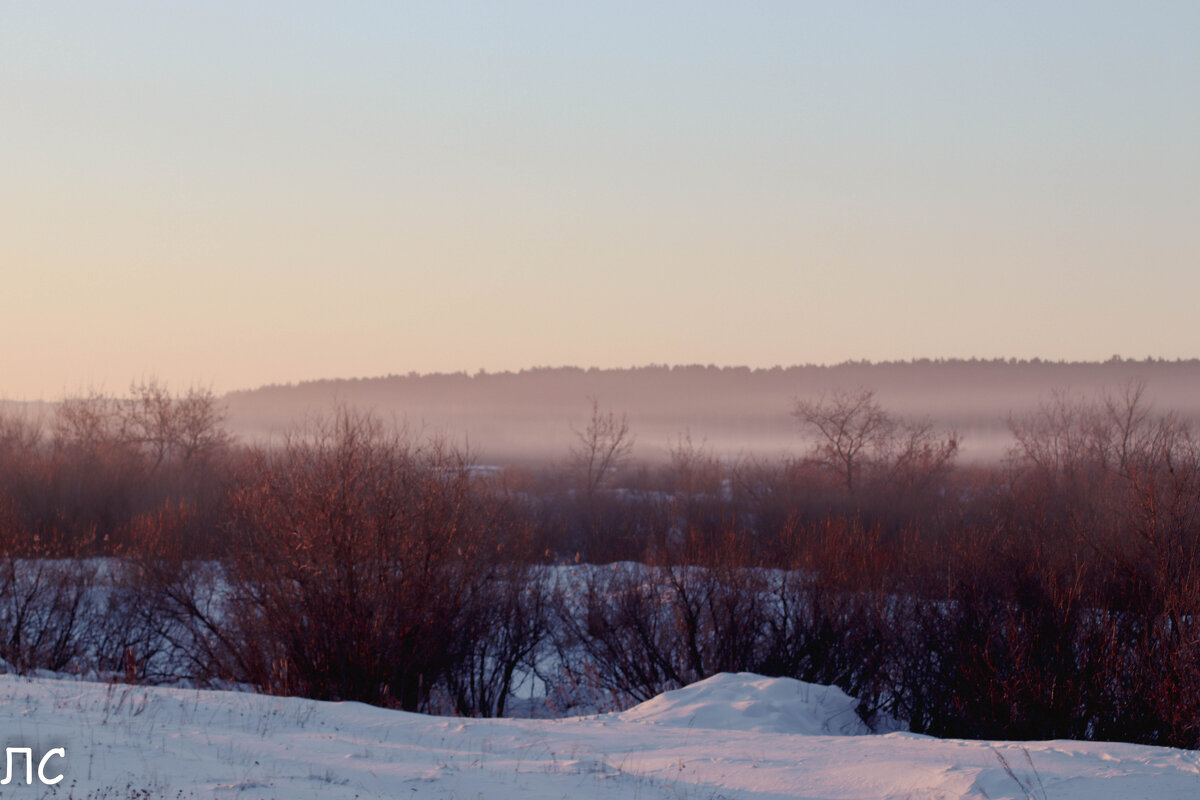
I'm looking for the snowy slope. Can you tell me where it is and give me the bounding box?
[1,673,1197,799]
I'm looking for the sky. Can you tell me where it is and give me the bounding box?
[3,1,1198,399]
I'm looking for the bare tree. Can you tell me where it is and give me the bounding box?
[793,389,894,493]
[174,385,233,465]
[664,429,723,498]
[53,390,125,456]
[125,380,176,471]
[793,388,958,498]
[124,381,231,471]
[884,418,959,494]
[570,398,634,500]
[1007,389,1102,482]
[0,407,43,459]
[1098,380,1153,477]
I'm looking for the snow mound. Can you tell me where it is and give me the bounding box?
[619,672,876,735]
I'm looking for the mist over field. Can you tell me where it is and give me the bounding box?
[219,359,1200,463]
[5,357,1200,761]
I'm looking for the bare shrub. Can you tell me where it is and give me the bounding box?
[90,502,229,684]
[0,516,96,674]
[550,521,890,715]
[214,409,545,713]
[759,518,897,721]
[570,398,635,501]
[441,555,551,717]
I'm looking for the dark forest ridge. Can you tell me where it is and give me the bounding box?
[222,358,1200,463]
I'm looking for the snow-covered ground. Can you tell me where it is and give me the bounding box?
[2,672,1198,799]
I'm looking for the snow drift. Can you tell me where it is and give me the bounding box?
[618,671,891,735]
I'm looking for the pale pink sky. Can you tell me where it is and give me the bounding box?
[3,2,1197,399]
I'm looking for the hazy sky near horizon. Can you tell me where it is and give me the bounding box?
[3,1,1198,399]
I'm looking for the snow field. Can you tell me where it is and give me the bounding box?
[2,673,1198,799]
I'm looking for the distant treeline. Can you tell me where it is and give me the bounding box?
[221,359,1200,462]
